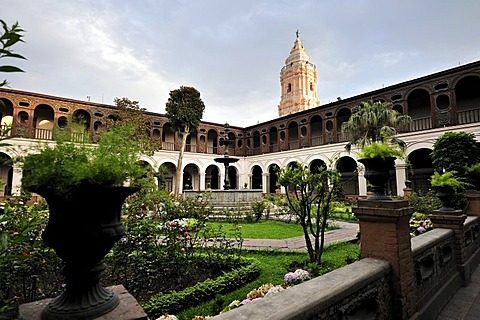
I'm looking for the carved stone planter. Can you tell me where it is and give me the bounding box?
[434,185,457,212]
[358,157,395,200]
[33,185,138,320]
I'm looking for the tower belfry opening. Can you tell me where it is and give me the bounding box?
[278,31,320,117]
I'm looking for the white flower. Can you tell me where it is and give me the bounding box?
[265,285,285,297]
[156,315,178,320]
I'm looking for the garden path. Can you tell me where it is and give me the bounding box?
[240,220,359,251]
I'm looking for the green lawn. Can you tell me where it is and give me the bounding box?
[205,220,338,239]
[177,241,360,319]
[206,220,304,239]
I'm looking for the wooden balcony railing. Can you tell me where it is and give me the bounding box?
[5,106,480,158]
[288,140,299,150]
[411,117,432,131]
[162,141,175,151]
[310,136,323,147]
[458,108,480,124]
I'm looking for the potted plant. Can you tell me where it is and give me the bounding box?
[430,171,468,211]
[341,100,411,200]
[17,123,146,319]
[357,142,406,200]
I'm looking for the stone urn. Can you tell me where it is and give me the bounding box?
[434,185,456,212]
[33,185,138,320]
[358,157,395,200]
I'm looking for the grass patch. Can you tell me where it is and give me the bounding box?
[205,220,338,239]
[176,241,360,319]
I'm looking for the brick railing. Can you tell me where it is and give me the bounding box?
[212,202,480,320]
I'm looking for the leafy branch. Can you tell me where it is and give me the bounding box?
[0,19,26,87]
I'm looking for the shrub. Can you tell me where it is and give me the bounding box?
[407,190,441,214]
[358,142,405,160]
[250,199,266,222]
[0,195,63,318]
[143,258,260,319]
[431,131,480,177]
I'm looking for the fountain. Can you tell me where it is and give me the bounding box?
[184,123,262,210]
[214,123,239,190]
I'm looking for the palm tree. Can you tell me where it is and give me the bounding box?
[341,100,412,152]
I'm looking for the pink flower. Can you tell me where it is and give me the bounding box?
[180,248,185,252]
[22,252,28,257]
[170,221,177,227]
[186,235,191,241]
[241,298,252,305]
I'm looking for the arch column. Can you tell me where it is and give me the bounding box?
[11,164,22,196]
[262,172,269,193]
[395,161,408,197]
[357,164,367,196]
[247,174,252,189]
[199,172,206,190]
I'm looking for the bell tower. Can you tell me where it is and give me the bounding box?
[278,31,320,117]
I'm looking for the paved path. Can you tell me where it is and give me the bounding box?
[240,220,359,251]
[437,262,480,320]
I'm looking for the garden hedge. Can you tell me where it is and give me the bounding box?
[143,257,260,318]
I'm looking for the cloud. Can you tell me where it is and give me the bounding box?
[3,0,480,126]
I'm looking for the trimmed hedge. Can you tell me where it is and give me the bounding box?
[143,257,260,318]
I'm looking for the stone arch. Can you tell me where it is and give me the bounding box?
[268,163,280,193]
[34,104,55,140]
[207,129,218,154]
[227,165,238,189]
[455,75,480,124]
[0,152,13,196]
[0,98,14,128]
[309,159,327,173]
[206,164,221,189]
[287,121,298,149]
[309,114,323,146]
[162,123,175,151]
[407,148,434,195]
[269,126,278,152]
[336,108,351,142]
[72,109,91,130]
[183,163,200,191]
[407,88,432,130]
[251,165,263,189]
[159,161,176,192]
[253,130,261,154]
[335,156,358,196]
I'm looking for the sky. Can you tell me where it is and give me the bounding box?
[2,1,480,127]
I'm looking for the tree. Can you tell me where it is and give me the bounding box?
[165,86,205,195]
[277,161,340,264]
[1,19,26,87]
[111,97,160,156]
[431,131,480,176]
[341,100,412,152]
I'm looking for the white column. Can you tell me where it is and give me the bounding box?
[357,164,367,196]
[11,164,22,196]
[262,172,269,193]
[395,161,408,197]
[199,172,206,190]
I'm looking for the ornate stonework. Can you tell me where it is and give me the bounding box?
[278,33,320,117]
